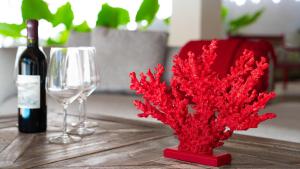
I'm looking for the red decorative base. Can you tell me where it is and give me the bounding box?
[163,148,231,167]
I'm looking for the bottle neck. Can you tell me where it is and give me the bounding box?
[26,20,39,48]
[27,39,39,48]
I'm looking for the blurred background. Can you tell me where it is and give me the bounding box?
[0,0,172,46]
[0,0,299,46]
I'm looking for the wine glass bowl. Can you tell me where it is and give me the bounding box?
[47,87,82,106]
[46,47,83,144]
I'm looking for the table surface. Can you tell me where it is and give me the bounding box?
[0,113,300,169]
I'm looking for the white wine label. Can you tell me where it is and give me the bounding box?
[17,75,40,109]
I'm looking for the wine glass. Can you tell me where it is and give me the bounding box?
[46,47,83,144]
[69,47,99,136]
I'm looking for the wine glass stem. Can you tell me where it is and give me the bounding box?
[83,99,87,124]
[63,104,68,136]
[79,98,87,129]
[78,98,83,125]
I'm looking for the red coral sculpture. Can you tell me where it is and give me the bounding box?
[130,40,276,159]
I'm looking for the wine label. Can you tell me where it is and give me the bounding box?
[17,75,40,109]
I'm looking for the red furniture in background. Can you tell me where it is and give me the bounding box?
[228,35,300,90]
[178,39,277,91]
[277,45,300,90]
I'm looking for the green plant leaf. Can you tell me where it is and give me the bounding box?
[96,3,130,28]
[135,0,159,27]
[21,0,53,22]
[0,23,25,38]
[228,8,264,34]
[73,21,91,32]
[46,29,70,46]
[52,2,74,30]
[221,6,229,22]
[163,17,170,25]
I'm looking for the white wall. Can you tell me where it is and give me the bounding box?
[169,0,201,46]
[169,0,222,46]
[201,0,223,39]
[223,0,300,36]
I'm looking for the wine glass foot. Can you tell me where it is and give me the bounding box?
[70,120,98,128]
[68,127,95,136]
[70,121,79,127]
[49,134,81,144]
[84,121,98,128]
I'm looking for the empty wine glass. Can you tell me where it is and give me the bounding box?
[46,47,83,144]
[69,47,99,136]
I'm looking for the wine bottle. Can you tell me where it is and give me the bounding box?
[17,19,47,133]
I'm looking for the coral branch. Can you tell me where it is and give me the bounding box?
[130,40,276,155]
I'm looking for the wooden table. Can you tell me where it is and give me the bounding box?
[1,113,300,169]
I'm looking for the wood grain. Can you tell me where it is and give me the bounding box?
[0,132,34,168]
[0,113,300,169]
